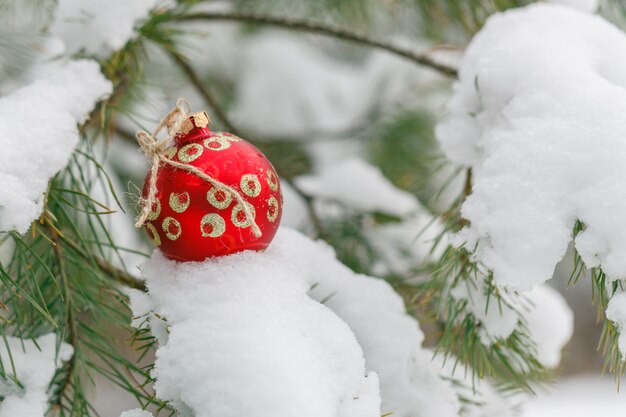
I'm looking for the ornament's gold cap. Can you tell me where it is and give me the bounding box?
[166,111,212,137]
[192,111,211,128]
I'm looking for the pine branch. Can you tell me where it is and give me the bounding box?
[174,11,458,78]
[284,178,324,238]
[159,50,327,238]
[58,234,146,292]
[49,228,78,411]
[166,49,241,135]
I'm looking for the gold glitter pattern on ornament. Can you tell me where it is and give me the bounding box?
[146,223,161,246]
[203,136,231,151]
[200,213,226,238]
[169,192,190,213]
[232,202,256,228]
[222,132,241,142]
[147,199,161,221]
[207,187,233,209]
[178,143,203,162]
[240,174,261,197]
[162,217,182,240]
[267,196,279,222]
[266,170,279,191]
[164,147,177,160]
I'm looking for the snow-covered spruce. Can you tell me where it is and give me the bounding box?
[0,334,73,417]
[437,4,626,290]
[0,60,111,234]
[130,228,516,417]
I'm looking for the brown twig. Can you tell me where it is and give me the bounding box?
[458,168,472,227]
[167,50,241,135]
[284,178,325,239]
[48,226,78,410]
[58,233,147,291]
[174,11,458,78]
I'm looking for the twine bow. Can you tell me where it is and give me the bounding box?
[134,98,262,238]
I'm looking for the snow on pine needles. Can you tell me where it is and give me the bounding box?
[0,60,111,234]
[128,228,515,417]
[437,4,626,290]
[437,2,626,359]
[295,158,420,217]
[0,334,73,417]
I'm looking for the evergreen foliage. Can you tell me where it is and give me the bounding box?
[2,0,626,415]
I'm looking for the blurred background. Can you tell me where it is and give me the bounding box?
[3,0,626,415]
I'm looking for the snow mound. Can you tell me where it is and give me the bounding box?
[0,334,73,417]
[132,228,518,417]
[136,234,381,417]
[0,60,112,234]
[437,4,626,290]
[295,158,419,216]
[49,0,158,57]
[285,231,462,417]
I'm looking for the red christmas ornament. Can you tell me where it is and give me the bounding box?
[139,111,282,261]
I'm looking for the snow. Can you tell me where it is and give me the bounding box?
[295,158,419,216]
[132,228,521,417]
[365,212,444,275]
[436,4,626,290]
[232,34,431,137]
[127,287,168,346]
[276,229,462,417]
[160,13,443,140]
[451,279,573,367]
[440,354,518,417]
[0,1,65,95]
[279,180,311,230]
[49,0,159,57]
[522,375,626,417]
[522,285,574,368]
[0,234,14,267]
[135,233,381,417]
[0,60,112,234]
[120,410,154,417]
[451,277,520,343]
[0,333,73,417]
[605,292,626,355]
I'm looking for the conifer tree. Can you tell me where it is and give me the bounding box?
[1,0,625,416]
